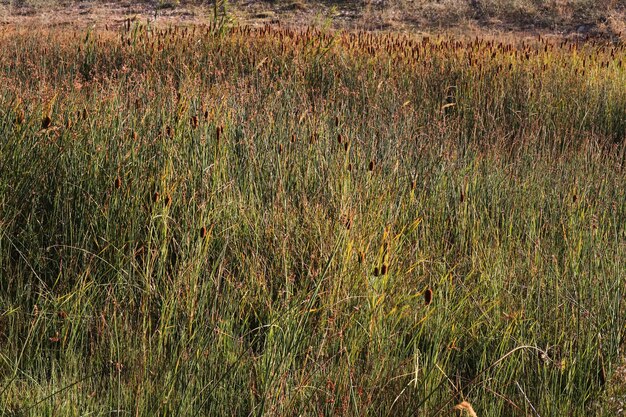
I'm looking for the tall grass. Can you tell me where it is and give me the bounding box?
[0,23,625,416]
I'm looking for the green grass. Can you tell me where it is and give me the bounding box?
[0,23,625,416]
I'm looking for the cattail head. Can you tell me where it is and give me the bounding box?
[291,133,296,143]
[114,177,122,189]
[132,131,139,141]
[334,115,339,127]
[278,144,283,154]
[358,251,365,264]
[337,133,342,144]
[200,226,207,238]
[164,194,172,206]
[41,115,52,129]
[368,161,374,172]
[347,163,352,172]
[190,115,199,129]
[373,267,380,277]
[424,288,433,306]
[344,142,349,152]
[152,191,160,203]
[381,264,388,275]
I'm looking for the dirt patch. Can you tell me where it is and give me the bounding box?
[0,1,210,28]
[0,0,623,41]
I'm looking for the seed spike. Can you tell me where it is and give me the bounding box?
[41,115,52,129]
[424,288,433,306]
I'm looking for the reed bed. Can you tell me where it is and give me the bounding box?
[0,22,625,416]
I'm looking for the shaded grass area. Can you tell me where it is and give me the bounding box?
[0,24,625,415]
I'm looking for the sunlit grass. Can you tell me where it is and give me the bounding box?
[0,22,625,416]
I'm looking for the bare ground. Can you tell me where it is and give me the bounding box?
[0,0,624,41]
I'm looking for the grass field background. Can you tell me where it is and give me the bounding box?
[0,19,625,416]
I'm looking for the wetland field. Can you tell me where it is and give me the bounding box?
[1,4,626,415]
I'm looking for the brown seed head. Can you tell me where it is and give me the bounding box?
[373,267,380,277]
[424,288,433,306]
[200,226,207,238]
[41,115,52,129]
[114,177,122,189]
[152,191,160,203]
[337,133,342,144]
[368,161,374,172]
[381,264,388,275]
[164,195,172,206]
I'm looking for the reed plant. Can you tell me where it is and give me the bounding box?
[0,23,625,416]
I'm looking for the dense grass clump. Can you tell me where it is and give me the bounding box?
[0,23,625,416]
